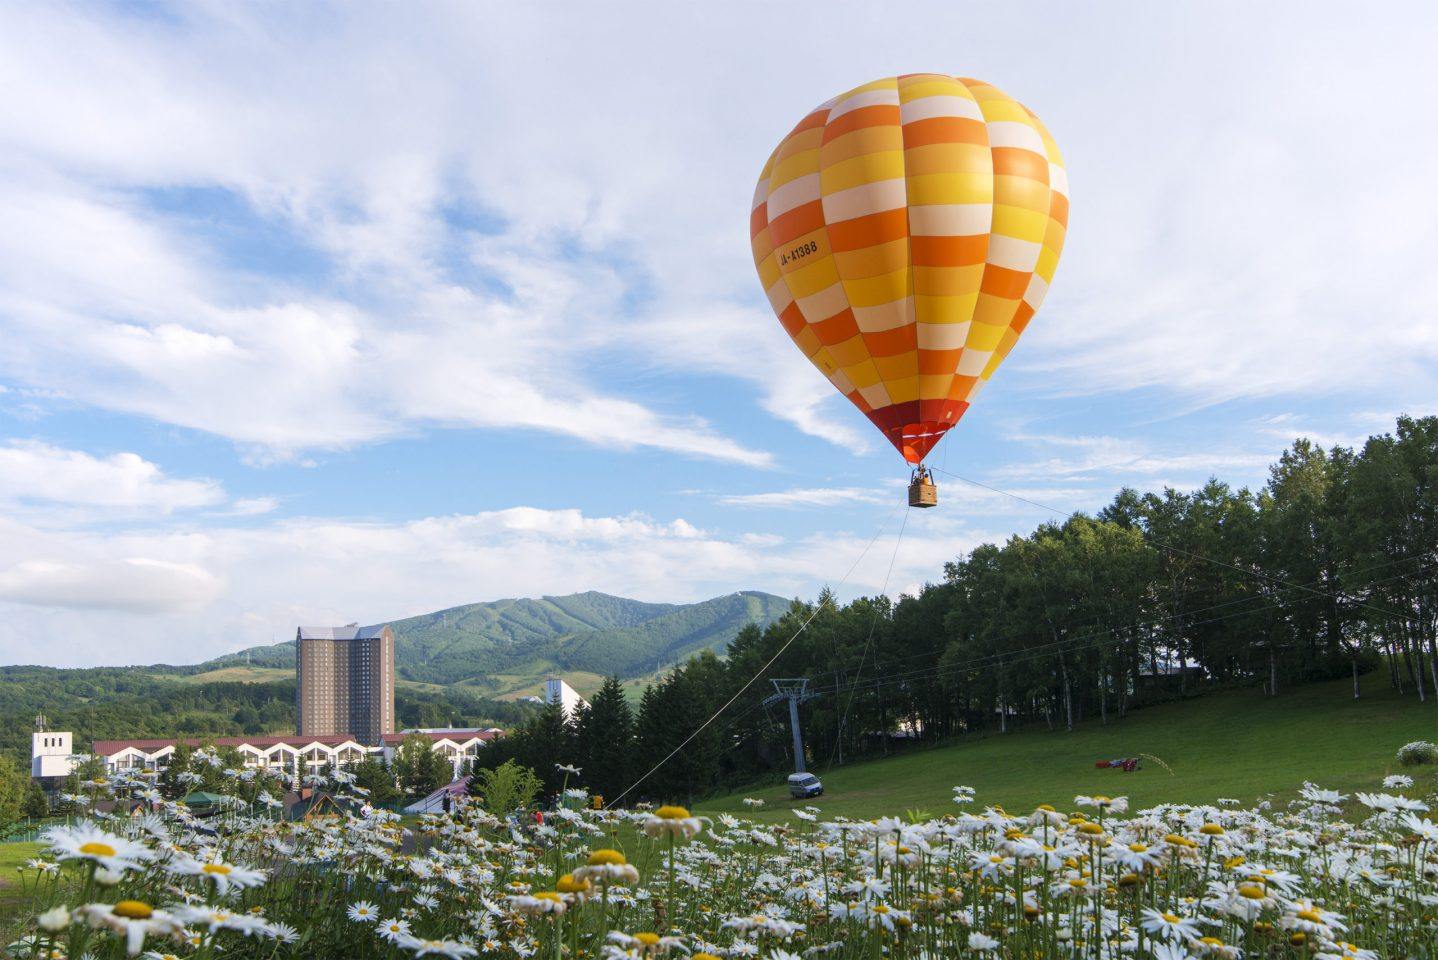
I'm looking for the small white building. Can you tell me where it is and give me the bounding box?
[31,728,504,784]
[32,719,77,782]
[545,678,589,719]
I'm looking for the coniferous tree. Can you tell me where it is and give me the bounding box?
[574,676,634,804]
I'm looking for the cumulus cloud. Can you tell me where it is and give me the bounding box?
[0,504,993,667]
[5,3,1435,468]
[0,440,224,513]
[0,557,220,614]
[3,3,1437,667]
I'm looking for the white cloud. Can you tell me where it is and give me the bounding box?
[0,557,220,614]
[5,3,1434,470]
[993,434,1273,483]
[719,487,892,509]
[227,497,279,517]
[2,3,1437,666]
[0,440,224,513]
[0,503,991,667]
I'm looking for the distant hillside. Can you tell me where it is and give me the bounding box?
[203,590,793,686]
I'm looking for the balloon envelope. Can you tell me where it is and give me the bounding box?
[750,74,1068,464]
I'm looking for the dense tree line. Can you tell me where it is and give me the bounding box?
[0,670,534,765]
[481,416,1438,803]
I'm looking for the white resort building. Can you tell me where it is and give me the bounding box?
[33,727,503,784]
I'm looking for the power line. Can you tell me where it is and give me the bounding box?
[792,559,1436,701]
[927,465,1411,625]
[604,493,906,808]
[769,547,1430,683]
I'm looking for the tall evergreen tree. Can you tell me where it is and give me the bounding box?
[575,676,634,804]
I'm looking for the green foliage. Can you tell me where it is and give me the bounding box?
[573,676,635,804]
[1397,740,1438,767]
[472,759,542,816]
[200,590,791,685]
[351,756,402,807]
[0,671,529,767]
[702,671,1438,820]
[0,754,25,839]
[22,780,48,819]
[478,415,1438,806]
[392,734,452,801]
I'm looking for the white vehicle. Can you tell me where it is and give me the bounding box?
[787,772,823,799]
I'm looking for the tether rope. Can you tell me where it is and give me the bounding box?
[825,503,911,771]
[604,494,905,808]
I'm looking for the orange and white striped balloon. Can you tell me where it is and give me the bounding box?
[751,74,1068,464]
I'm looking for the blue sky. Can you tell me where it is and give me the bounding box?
[2,2,1436,666]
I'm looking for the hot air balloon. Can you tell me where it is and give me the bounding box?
[750,75,1068,507]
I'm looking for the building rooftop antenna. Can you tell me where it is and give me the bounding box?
[34,712,48,732]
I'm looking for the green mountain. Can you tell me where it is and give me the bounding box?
[204,590,793,687]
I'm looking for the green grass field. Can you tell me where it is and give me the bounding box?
[0,842,41,942]
[700,672,1438,821]
[150,665,294,685]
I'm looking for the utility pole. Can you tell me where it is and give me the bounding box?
[764,678,817,773]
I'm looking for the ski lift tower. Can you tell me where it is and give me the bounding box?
[764,678,817,773]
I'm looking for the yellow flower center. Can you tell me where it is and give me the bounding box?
[1238,885,1266,900]
[1296,908,1323,923]
[1078,823,1104,835]
[874,904,890,914]
[1162,913,1181,923]
[534,892,562,902]
[1199,823,1224,836]
[1129,843,1147,853]
[634,932,660,946]
[556,873,590,893]
[1036,803,1055,812]
[78,842,117,858]
[654,805,690,820]
[202,863,232,875]
[587,849,627,865]
[113,900,153,919]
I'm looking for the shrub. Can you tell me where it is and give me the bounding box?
[474,759,542,817]
[1397,740,1438,767]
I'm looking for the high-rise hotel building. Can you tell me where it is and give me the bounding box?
[296,624,396,745]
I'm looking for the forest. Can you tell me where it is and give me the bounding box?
[480,415,1438,804]
[0,669,533,763]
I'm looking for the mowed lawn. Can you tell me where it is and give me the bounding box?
[0,842,41,940]
[700,673,1438,821]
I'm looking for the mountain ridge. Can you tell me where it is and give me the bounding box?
[199,589,793,687]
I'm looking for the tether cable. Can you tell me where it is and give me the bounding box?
[605,493,905,808]
[826,503,911,771]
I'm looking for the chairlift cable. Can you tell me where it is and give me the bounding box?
[604,493,905,808]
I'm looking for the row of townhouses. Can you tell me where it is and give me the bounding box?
[28,624,593,790]
[32,727,504,786]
